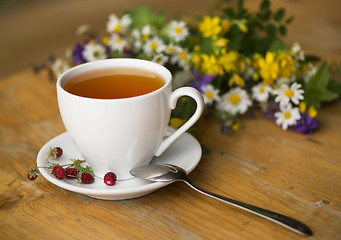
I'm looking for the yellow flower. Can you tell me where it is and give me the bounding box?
[170,118,185,129]
[219,51,238,73]
[257,52,279,85]
[252,53,262,69]
[199,16,222,37]
[229,73,245,87]
[276,52,296,78]
[215,38,229,47]
[299,101,307,113]
[221,19,231,33]
[308,106,317,118]
[192,53,201,69]
[101,37,109,45]
[200,54,222,75]
[238,59,246,73]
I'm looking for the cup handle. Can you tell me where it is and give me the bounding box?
[155,87,204,156]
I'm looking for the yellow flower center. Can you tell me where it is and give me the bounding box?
[114,24,122,33]
[142,34,149,41]
[115,38,122,44]
[259,87,265,93]
[167,47,174,53]
[205,91,214,99]
[284,89,294,98]
[174,27,182,34]
[229,95,240,105]
[102,37,109,45]
[283,111,291,119]
[150,42,158,50]
[179,51,187,60]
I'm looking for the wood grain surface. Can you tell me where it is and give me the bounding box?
[1,0,341,239]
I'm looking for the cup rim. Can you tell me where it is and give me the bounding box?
[56,58,172,101]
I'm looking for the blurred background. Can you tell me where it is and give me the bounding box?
[1,0,340,79]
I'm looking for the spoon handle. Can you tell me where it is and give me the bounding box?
[184,179,313,236]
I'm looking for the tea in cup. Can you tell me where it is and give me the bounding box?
[56,58,204,180]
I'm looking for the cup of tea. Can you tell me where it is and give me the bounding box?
[56,58,204,180]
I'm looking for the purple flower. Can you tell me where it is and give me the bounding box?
[72,43,86,64]
[190,70,215,93]
[290,113,319,134]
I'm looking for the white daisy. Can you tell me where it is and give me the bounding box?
[218,87,252,115]
[82,43,107,62]
[51,59,70,77]
[131,28,140,39]
[251,83,272,102]
[141,25,152,41]
[171,47,191,70]
[106,14,132,34]
[152,54,169,65]
[274,104,301,130]
[167,20,189,42]
[202,84,220,104]
[165,44,176,55]
[108,34,127,52]
[273,82,304,106]
[143,36,166,57]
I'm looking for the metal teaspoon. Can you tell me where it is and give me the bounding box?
[130,164,313,236]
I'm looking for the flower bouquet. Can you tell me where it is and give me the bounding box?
[34,0,341,134]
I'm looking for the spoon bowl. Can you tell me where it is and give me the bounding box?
[130,164,313,236]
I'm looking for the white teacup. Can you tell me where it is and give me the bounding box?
[56,58,204,180]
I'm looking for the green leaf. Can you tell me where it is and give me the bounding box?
[307,61,329,89]
[125,6,165,29]
[228,25,240,51]
[305,62,340,107]
[260,0,270,12]
[274,8,285,21]
[265,23,276,37]
[328,78,341,95]
[198,37,215,54]
[269,38,286,51]
[279,25,287,35]
[285,16,294,24]
[304,54,321,63]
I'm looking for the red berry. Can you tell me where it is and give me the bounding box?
[55,147,63,158]
[48,147,63,160]
[104,172,117,186]
[80,172,94,184]
[65,168,77,178]
[27,167,39,181]
[52,165,65,179]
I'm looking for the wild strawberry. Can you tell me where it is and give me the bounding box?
[27,166,39,181]
[52,165,65,179]
[104,172,117,186]
[65,168,77,178]
[48,147,63,160]
[78,172,94,184]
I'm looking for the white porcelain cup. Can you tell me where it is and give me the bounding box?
[57,58,204,180]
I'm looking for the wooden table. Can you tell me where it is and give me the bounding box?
[0,69,340,239]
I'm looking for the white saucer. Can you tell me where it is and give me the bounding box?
[36,129,202,200]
